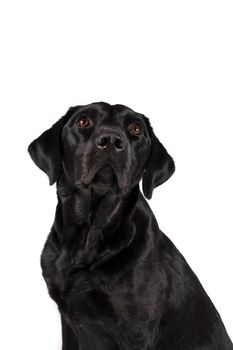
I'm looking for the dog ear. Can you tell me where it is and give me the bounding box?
[142,119,175,199]
[28,108,74,185]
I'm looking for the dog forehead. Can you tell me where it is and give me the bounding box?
[67,102,144,126]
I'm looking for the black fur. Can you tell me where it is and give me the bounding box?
[28,102,232,349]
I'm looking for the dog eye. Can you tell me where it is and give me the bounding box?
[75,118,90,128]
[128,123,143,136]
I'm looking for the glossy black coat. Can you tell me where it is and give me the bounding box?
[28,102,233,349]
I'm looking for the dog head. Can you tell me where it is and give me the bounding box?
[28,102,175,199]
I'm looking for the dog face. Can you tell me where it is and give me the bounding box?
[28,102,175,198]
[61,103,152,194]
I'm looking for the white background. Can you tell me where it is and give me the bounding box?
[0,1,232,349]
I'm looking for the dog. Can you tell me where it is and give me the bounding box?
[28,102,232,349]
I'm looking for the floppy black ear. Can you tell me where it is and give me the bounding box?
[142,120,175,199]
[28,108,74,185]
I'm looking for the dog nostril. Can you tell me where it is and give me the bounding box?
[114,137,124,151]
[96,134,125,151]
[96,136,109,149]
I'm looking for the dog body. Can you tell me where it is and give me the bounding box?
[29,103,232,349]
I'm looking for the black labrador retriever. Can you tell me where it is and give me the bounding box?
[28,102,232,349]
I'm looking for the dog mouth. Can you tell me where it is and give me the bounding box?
[79,163,128,193]
[92,165,117,187]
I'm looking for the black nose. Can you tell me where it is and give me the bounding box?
[95,133,125,152]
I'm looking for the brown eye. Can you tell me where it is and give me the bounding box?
[75,118,90,128]
[128,123,143,136]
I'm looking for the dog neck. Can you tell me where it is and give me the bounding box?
[53,181,140,268]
